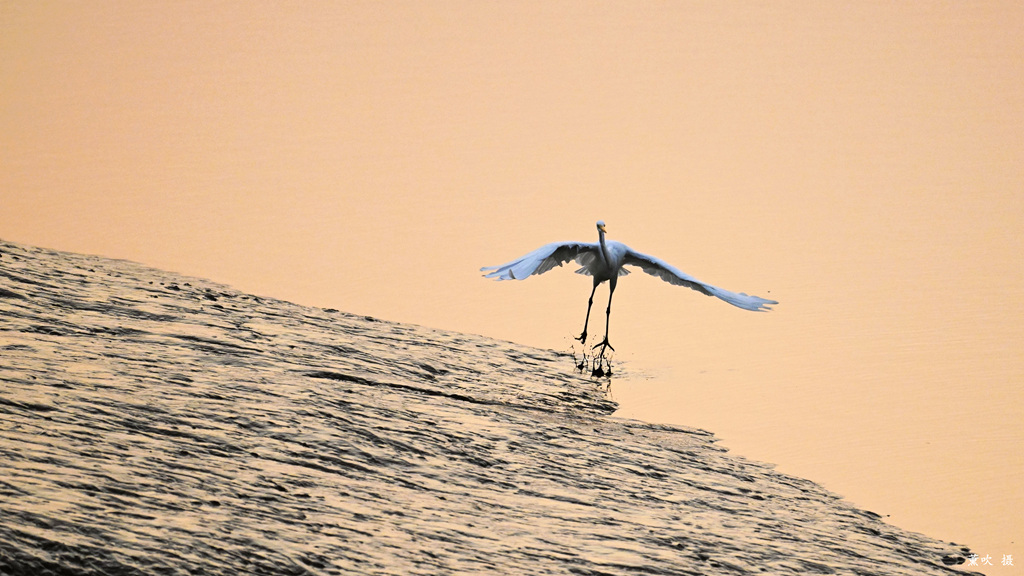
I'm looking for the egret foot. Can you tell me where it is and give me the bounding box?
[591,338,614,355]
[575,331,588,344]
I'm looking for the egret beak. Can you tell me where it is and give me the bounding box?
[598,223,607,233]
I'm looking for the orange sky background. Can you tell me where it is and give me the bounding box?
[3,1,1022,563]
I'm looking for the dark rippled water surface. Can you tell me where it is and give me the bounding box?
[0,240,978,575]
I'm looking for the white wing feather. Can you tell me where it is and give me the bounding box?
[623,249,777,312]
[482,240,776,312]
[480,242,598,280]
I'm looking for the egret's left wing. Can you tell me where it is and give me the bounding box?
[481,242,598,281]
[623,249,777,311]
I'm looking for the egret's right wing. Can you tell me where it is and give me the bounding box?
[481,242,598,280]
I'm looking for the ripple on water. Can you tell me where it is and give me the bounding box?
[0,240,977,575]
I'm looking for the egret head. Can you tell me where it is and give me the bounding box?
[596,220,607,233]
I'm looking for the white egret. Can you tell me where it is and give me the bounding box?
[481,221,777,356]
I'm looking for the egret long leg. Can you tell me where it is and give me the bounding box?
[575,281,599,344]
[593,277,616,357]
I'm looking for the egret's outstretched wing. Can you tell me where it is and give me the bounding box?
[481,242,598,280]
[623,249,777,311]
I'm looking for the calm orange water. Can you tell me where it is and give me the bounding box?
[3,1,1021,565]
